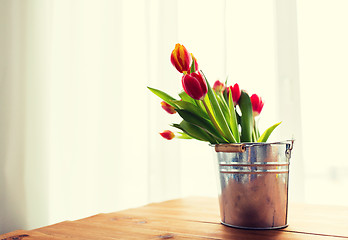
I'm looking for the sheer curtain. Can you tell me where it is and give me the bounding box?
[297,0,348,205]
[0,0,306,233]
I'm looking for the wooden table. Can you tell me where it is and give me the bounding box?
[1,197,348,240]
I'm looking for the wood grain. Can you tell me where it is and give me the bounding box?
[1,197,348,240]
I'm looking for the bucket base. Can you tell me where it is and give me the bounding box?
[221,221,288,230]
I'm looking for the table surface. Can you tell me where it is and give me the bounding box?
[1,197,348,240]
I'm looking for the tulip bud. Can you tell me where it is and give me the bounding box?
[160,130,175,140]
[227,83,241,105]
[213,80,225,92]
[250,94,264,117]
[161,101,176,114]
[170,44,192,74]
[181,71,207,101]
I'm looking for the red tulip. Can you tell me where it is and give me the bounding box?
[227,83,241,105]
[160,130,175,140]
[170,44,192,74]
[182,71,207,100]
[250,94,264,116]
[161,101,176,114]
[213,80,225,92]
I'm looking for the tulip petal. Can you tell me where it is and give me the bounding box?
[182,76,204,100]
[161,101,176,114]
[213,80,225,92]
[181,72,207,100]
[170,44,192,73]
[232,83,241,104]
[160,130,175,140]
[250,93,264,116]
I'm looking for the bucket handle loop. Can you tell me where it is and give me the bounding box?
[285,140,294,159]
[215,144,246,153]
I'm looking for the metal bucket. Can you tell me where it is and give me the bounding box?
[213,141,294,230]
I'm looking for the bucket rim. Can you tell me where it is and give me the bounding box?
[211,140,294,153]
[210,139,294,148]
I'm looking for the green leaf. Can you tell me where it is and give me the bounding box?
[195,99,207,115]
[172,123,186,131]
[170,126,194,140]
[190,57,196,73]
[176,109,225,142]
[148,87,177,107]
[172,122,214,143]
[257,122,281,143]
[239,91,253,142]
[176,132,193,139]
[172,123,202,141]
[179,91,196,105]
[179,121,217,143]
[216,93,230,124]
[171,100,209,120]
[201,71,236,143]
[178,91,207,116]
[228,91,240,142]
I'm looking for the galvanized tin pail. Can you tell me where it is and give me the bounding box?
[213,141,294,230]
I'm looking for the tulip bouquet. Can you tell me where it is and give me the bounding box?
[148,44,281,144]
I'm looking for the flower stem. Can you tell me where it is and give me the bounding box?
[254,118,260,140]
[252,128,257,142]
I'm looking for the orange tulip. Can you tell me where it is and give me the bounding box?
[170,44,192,74]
